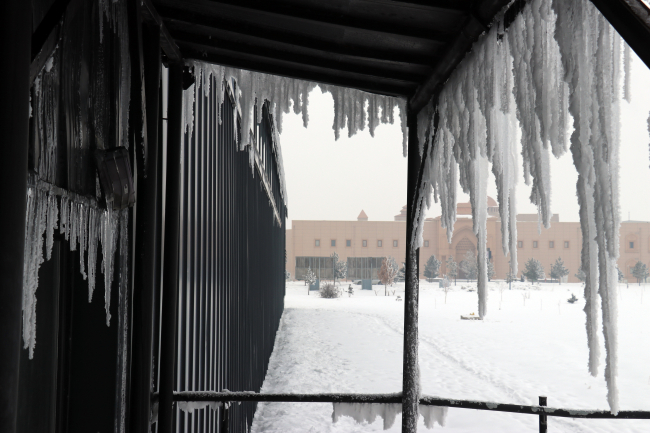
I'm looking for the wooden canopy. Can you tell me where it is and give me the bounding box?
[146,0,650,114]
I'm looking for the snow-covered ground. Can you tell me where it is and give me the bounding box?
[250,281,650,432]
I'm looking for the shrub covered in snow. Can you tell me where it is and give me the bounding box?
[319,283,341,298]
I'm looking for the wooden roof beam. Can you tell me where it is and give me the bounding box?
[167,23,430,83]
[153,0,445,65]
[197,0,462,41]
[179,42,416,97]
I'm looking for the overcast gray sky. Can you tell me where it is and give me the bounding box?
[280,52,650,229]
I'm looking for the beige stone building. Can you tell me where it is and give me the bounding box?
[286,200,650,283]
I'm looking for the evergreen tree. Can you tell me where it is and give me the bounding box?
[617,267,624,282]
[330,252,347,285]
[459,250,478,281]
[550,257,569,284]
[423,255,441,279]
[487,259,496,281]
[523,258,545,282]
[575,266,586,282]
[632,261,649,285]
[335,258,348,283]
[446,256,458,285]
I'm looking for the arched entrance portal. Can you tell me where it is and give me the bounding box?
[455,237,476,279]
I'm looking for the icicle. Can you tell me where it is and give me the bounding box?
[87,207,99,302]
[553,0,623,413]
[101,207,119,326]
[78,201,89,280]
[60,194,69,240]
[623,43,631,103]
[21,187,48,359]
[45,193,58,261]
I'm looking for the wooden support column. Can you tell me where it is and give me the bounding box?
[0,1,31,433]
[130,21,162,433]
[402,109,421,432]
[158,62,184,433]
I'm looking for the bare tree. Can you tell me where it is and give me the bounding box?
[305,267,316,295]
[379,257,398,296]
[460,250,478,281]
[446,256,458,285]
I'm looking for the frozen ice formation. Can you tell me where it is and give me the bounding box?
[332,402,447,430]
[415,0,626,413]
[182,60,409,209]
[22,176,129,358]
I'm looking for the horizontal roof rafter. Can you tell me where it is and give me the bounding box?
[167,21,429,84]
[153,0,445,66]
[187,0,466,41]
[179,41,416,96]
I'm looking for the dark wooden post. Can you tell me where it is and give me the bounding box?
[539,396,548,433]
[130,21,162,433]
[0,1,31,433]
[157,62,184,433]
[402,108,421,432]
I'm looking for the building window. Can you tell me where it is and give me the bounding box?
[315,239,320,247]
[331,239,336,247]
[630,241,635,249]
[564,241,569,248]
[549,241,554,248]
[378,240,383,247]
[362,240,367,247]
[533,241,538,248]
[346,240,351,247]
[424,240,430,247]
[393,240,398,247]
[518,241,523,248]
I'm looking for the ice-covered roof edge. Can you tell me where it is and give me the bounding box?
[181,60,408,213]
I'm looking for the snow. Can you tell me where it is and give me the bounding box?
[250,281,650,432]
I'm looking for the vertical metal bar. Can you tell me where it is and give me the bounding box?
[0,1,31,432]
[130,21,161,433]
[158,62,184,433]
[539,396,547,433]
[402,109,421,433]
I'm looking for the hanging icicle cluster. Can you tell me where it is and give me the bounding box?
[415,0,628,413]
[182,61,408,209]
[23,176,127,358]
[553,0,625,414]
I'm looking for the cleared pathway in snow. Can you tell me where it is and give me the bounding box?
[250,282,650,432]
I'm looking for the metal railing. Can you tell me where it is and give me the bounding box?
[162,391,650,433]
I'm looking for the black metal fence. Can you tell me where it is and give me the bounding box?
[166,75,286,433]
